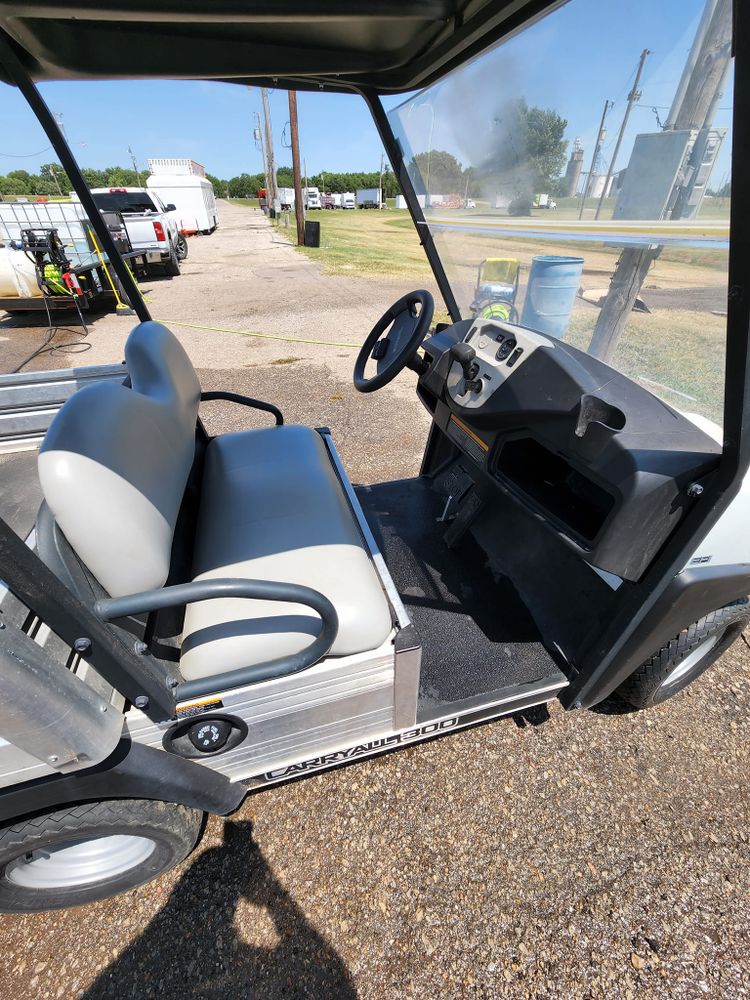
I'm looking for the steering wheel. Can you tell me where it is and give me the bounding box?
[353,289,434,393]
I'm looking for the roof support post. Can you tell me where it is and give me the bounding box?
[0,30,151,323]
[362,90,461,323]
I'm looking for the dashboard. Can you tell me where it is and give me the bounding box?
[445,319,553,410]
[418,318,721,582]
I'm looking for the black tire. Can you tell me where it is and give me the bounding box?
[164,241,181,276]
[175,233,189,260]
[616,599,750,709]
[0,799,203,913]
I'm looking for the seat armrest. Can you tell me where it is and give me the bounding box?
[200,390,283,426]
[94,577,337,699]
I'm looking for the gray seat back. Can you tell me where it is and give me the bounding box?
[38,321,201,597]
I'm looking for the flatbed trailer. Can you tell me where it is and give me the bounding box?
[0,249,147,314]
[0,201,150,315]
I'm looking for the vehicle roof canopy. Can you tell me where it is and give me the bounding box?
[0,0,554,93]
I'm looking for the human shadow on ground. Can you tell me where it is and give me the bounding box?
[83,819,357,1000]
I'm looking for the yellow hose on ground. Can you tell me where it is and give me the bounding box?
[156,318,359,349]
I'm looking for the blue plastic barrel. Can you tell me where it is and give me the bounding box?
[520,254,584,339]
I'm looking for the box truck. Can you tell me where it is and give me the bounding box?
[356,187,383,209]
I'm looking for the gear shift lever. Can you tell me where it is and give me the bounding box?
[449,342,481,394]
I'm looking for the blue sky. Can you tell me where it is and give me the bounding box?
[389,0,733,190]
[0,0,733,187]
[0,82,386,179]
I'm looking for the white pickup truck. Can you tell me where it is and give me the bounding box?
[89,187,185,275]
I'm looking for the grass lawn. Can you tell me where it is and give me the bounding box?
[276,207,433,280]
[566,307,725,422]
[229,199,728,422]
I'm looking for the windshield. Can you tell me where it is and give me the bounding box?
[388,0,733,425]
[92,192,158,214]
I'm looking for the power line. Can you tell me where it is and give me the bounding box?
[0,145,54,158]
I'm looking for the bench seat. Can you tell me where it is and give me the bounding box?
[179,425,393,680]
[39,321,394,689]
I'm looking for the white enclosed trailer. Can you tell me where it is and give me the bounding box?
[356,187,383,208]
[146,173,218,235]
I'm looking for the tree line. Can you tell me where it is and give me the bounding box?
[218,166,401,199]
[0,164,150,197]
[2,102,568,206]
[408,102,569,210]
[0,162,402,199]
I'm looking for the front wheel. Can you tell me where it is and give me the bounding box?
[616,599,750,709]
[0,799,203,912]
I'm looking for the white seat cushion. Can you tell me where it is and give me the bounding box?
[38,321,200,597]
[180,425,393,680]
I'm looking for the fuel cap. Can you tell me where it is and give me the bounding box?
[187,719,233,753]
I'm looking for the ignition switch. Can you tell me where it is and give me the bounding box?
[188,719,232,753]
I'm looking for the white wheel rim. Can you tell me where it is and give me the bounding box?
[6,834,156,890]
[663,633,720,689]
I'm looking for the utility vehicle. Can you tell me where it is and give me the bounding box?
[0,0,747,913]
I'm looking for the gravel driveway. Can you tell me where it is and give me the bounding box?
[0,203,748,999]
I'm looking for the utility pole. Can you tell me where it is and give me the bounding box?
[594,49,649,220]
[128,145,142,187]
[254,110,270,203]
[578,100,611,220]
[261,87,278,201]
[665,0,730,131]
[379,152,385,209]
[48,163,63,197]
[589,0,731,362]
[288,90,305,246]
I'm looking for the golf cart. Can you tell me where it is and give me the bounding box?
[0,0,747,913]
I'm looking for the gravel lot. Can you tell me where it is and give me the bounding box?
[0,202,748,999]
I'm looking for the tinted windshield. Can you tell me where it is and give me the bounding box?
[388,0,733,425]
[92,192,158,214]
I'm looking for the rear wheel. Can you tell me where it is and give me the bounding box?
[175,233,189,260]
[616,599,750,708]
[0,799,203,912]
[164,241,181,276]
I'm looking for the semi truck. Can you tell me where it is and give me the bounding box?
[304,186,321,209]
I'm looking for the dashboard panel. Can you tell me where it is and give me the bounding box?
[445,319,553,409]
[418,319,721,582]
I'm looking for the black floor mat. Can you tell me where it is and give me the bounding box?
[356,478,563,717]
[0,451,42,539]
